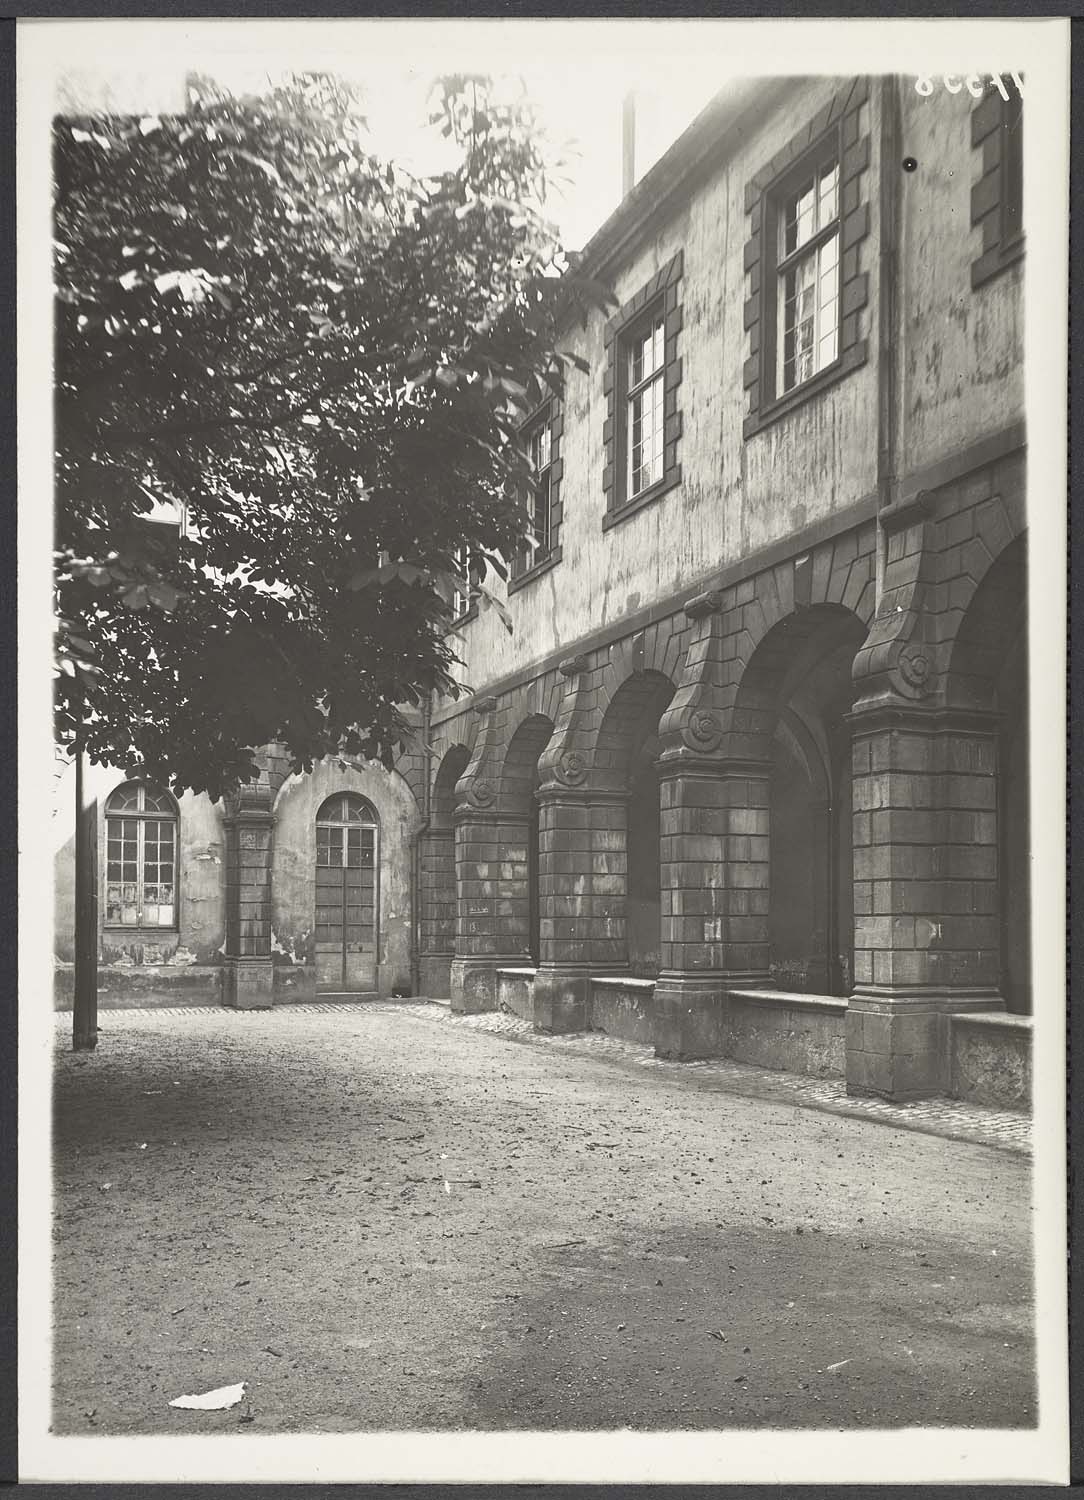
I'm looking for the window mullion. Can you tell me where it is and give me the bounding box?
[136,817,146,925]
[776,219,838,278]
[627,371,654,402]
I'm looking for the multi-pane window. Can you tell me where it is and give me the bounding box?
[777,156,840,394]
[315,792,377,870]
[512,414,553,578]
[529,418,553,556]
[601,249,682,524]
[743,84,870,437]
[626,313,666,498]
[451,545,474,619]
[104,781,177,928]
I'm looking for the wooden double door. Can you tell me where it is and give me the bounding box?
[315,794,379,994]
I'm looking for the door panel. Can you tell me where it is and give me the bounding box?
[315,817,378,992]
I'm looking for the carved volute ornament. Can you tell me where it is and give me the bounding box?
[657,589,731,765]
[556,749,587,786]
[682,709,723,755]
[853,492,942,711]
[538,653,596,794]
[454,695,504,816]
[896,642,936,697]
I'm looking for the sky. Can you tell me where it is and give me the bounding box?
[46,18,732,252]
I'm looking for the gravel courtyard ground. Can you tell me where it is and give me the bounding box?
[51,1000,1035,1434]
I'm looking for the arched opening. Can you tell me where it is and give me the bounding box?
[104,780,179,931]
[432,745,471,831]
[947,535,1029,1013]
[736,607,866,996]
[422,746,471,997]
[315,791,379,993]
[499,714,555,963]
[595,671,676,976]
[627,750,662,974]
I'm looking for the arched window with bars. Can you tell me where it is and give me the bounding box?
[314,792,380,993]
[104,781,179,929]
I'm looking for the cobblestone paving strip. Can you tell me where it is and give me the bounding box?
[66,997,1031,1157]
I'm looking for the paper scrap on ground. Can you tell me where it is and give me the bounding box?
[169,1382,246,1410]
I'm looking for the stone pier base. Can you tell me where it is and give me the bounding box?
[533,964,592,1033]
[450,956,520,1015]
[222,957,274,1010]
[846,988,1004,1101]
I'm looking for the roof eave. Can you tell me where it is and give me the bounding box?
[567,74,799,289]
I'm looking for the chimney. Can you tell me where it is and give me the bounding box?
[622,90,636,197]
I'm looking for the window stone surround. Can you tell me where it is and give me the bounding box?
[742,78,871,439]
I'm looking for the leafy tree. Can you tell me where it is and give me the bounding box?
[54,71,601,799]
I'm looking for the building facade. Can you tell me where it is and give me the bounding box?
[53,748,425,1009]
[414,73,1031,1106]
[54,74,1031,1107]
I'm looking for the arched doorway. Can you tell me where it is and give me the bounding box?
[594,670,676,975]
[499,714,555,964]
[947,535,1030,1013]
[422,746,471,998]
[736,606,867,996]
[315,792,379,993]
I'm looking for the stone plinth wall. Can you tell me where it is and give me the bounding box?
[727,989,847,1077]
[590,977,656,1045]
[54,963,223,1009]
[949,1011,1031,1111]
[272,964,316,1004]
[496,968,536,1023]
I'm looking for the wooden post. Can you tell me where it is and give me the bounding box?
[73,735,98,1051]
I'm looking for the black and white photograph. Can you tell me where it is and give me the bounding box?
[17,15,1070,1485]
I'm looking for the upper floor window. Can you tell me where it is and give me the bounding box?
[451,545,477,621]
[626,314,666,497]
[742,79,870,439]
[602,249,684,531]
[776,152,840,394]
[104,780,178,928]
[529,416,554,553]
[512,411,553,577]
[508,403,564,593]
[971,79,1024,287]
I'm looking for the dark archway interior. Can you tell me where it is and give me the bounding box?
[595,672,676,976]
[627,739,662,975]
[427,745,471,989]
[500,714,555,964]
[432,745,471,831]
[740,607,865,996]
[948,536,1030,1014]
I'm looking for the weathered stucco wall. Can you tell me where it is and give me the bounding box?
[452,76,880,691]
[271,758,422,996]
[900,86,1024,477]
[53,760,226,968]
